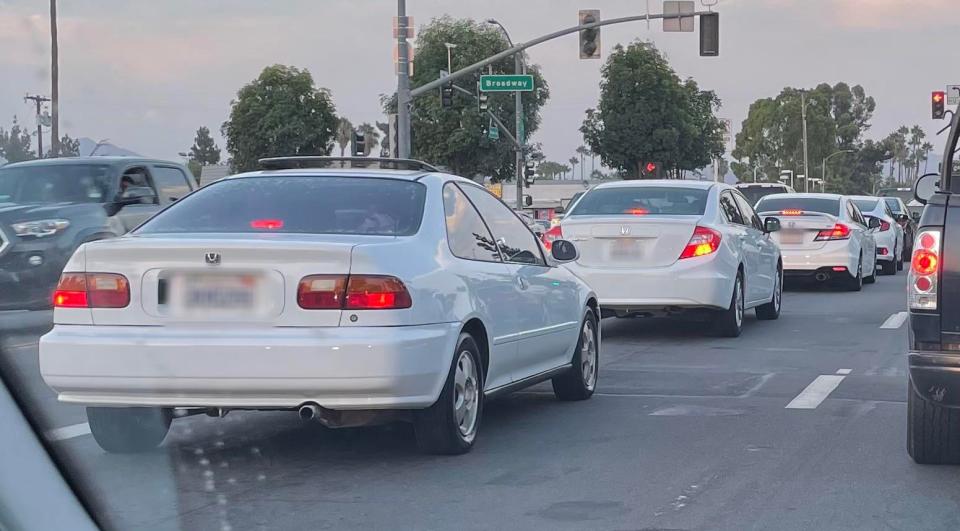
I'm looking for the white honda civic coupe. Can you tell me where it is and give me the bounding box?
[849,195,905,276]
[39,158,599,455]
[542,180,783,337]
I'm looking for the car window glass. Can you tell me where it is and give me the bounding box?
[442,183,501,263]
[0,164,112,204]
[119,167,158,204]
[733,192,763,231]
[848,202,866,226]
[570,186,709,216]
[458,184,545,266]
[720,192,745,225]
[883,198,902,213]
[152,166,193,203]
[756,197,841,216]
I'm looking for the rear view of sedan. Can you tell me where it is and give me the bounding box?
[755,193,879,290]
[39,159,600,455]
[544,181,783,337]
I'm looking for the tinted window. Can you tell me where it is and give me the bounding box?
[0,164,113,204]
[459,184,545,266]
[737,185,788,206]
[720,192,745,225]
[152,166,193,203]
[852,199,880,213]
[570,186,709,216]
[883,198,902,213]
[755,197,841,216]
[733,192,763,231]
[442,184,501,263]
[849,202,867,226]
[137,176,426,236]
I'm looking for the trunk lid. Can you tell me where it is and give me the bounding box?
[762,212,838,251]
[561,215,699,269]
[82,234,360,327]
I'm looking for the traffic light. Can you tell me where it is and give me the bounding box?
[578,10,601,60]
[524,161,536,187]
[352,131,365,157]
[478,83,489,113]
[441,83,454,109]
[932,91,946,120]
[642,162,658,178]
[699,12,719,57]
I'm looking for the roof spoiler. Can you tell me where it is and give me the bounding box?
[258,156,440,172]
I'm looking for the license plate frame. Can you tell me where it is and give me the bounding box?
[168,272,261,318]
[780,231,804,245]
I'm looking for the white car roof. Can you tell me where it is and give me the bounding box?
[227,168,435,181]
[591,179,718,190]
[735,182,791,188]
[760,192,845,200]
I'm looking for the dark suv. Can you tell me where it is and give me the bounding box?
[0,157,196,310]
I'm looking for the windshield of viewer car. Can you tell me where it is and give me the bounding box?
[569,187,709,216]
[0,165,112,204]
[755,196,841,216]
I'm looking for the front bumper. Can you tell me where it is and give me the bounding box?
[0,238,72,310]
[566,255,734,311]
[909,351,960,408]
[40,322,461,410]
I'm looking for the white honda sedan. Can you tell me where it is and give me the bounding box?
[543,180,783,337]
[39,158,599,455]
[849,195,905,275]
[755,193,879,290]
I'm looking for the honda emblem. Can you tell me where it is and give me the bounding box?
[619,225,630,236]
[205,252,221,265]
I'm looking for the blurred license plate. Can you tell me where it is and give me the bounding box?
[172,274,259,315]
[781,231,804,244]
[610,239,640,259]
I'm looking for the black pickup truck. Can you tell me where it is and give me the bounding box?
[906,109,960,464]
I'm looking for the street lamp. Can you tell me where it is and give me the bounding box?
[485,18,527,210]
[443,43,457,74]
[822,149,855,192]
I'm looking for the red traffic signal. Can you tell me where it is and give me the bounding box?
[645,162,657,173]
[932,91,946,120]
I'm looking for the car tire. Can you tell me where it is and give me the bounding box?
[715,273,744,337]
[907,383,960,464]
[897,248,905,271]
[413,333,484,455]
[552,307,599,401]
[87,407,173,453]
[756,264,782,321]
[845,258,864,291]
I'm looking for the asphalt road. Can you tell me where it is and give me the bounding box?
[3,274,959,531]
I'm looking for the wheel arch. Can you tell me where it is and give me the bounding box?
[460,318,489,383]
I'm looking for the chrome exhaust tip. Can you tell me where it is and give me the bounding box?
[298,403,320,421]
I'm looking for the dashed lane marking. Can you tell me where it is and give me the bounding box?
[880,311,908,329]
[785,374,847,409]
[836,368,852,375]
[45,422,91,442]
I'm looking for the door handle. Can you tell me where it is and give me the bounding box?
[516,276,528,290]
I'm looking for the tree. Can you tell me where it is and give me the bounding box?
[581,41,723,179]
[336,117,354,157]
[221,65,338,172]
[357,123,379,156]
[49,134,79,157]
[576,146,589,180]
[384,17,550,180]
[189,126,221,166]
[0,117,35,163]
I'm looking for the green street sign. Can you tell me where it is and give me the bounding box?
[480,74,535,92]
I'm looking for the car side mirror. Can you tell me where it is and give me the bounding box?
[914,173,940,205]
[867,216,881,229]
[551,239,579,263]
[763,217,781,233]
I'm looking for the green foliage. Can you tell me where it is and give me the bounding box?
[187,160,203,183]
[222,65,338,172]
[336,117,354,157]
[50,134,80,157]
[357,123,379,156]
[581,42,724,179]
[189,126,221,166]
[386,16,550,180]
[0,117,36,163]
[536,160,566,180]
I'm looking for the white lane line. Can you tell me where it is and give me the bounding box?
[836,368,852,375]
[45,422,91,442]
[880,311,908,329]
[785,375,846,409]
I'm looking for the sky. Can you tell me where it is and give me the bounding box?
[1,0,959,169]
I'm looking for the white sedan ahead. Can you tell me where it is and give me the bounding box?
[755,193,879,290]
[543,180,783,337]
[850,195,905,275]
[40,158,599,455]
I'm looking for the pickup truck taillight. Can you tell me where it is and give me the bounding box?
[909,229,941,310]
[53,273,130,308]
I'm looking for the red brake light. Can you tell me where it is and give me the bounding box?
[53,273,129,308]
[345,276,412,310]
[815,223,850,241]
[297,275,347,309]
[781,209,804,216]
[250,219,284,230]
[913,249,939,276]
[679,226,721,259]
[542,225,563,251]
[624,208,649,216]
[879,220,890,232]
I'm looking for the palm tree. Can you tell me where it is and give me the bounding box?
[358,123,380,156]
[576,146,588,180]
[336,118,354,157]
[569,157,579,181]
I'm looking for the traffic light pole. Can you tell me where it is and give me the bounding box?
[396,0,412,158]
[448,84,520,148]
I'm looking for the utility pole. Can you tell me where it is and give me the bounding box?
[801,90,810,193]
[396,0,412,159]
[24,94,51,158]
[50,0,60,156]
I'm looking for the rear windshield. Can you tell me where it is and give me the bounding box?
[755,197,841,216]
[569,186,708,216]
[136,176,426,236]
[852,199,879,212]
[878,188,913,203]
[736,185,788,206]
[883,198,902,213]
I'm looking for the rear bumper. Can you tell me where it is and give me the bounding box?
[909,351,960,408]
[566,255,734,311]
[40,322,461,410]
[780,241,857,273]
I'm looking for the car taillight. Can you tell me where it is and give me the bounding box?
[297,275,411,310]
[542,225,563,251]
[679,226,722,259]
[879,220,890,232]
[53,272,130,308]
[814,223,851,241]
[909,229,941,310]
